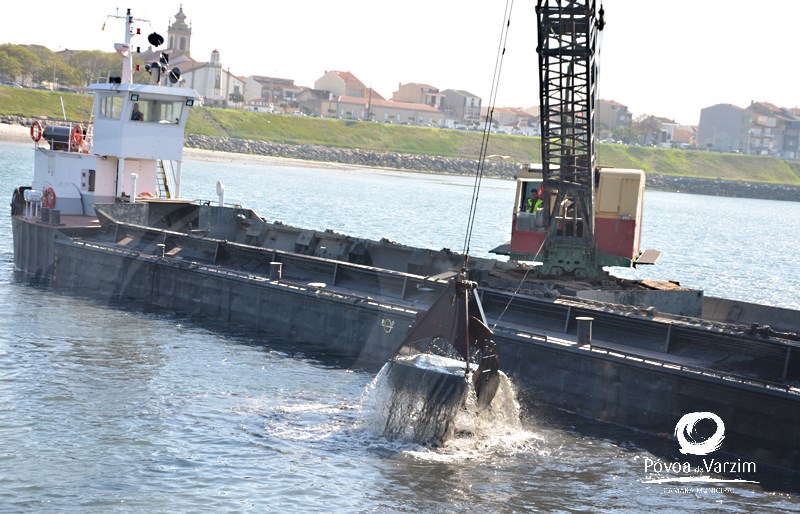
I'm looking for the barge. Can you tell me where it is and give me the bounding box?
[10,5,800,472]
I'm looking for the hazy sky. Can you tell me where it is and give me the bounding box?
[4,1,797,125]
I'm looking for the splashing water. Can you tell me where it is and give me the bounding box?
[362,354,527,451]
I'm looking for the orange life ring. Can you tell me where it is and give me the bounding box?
[30,121,43,142]
[71,124,83,148]
[139,191,154,198]
[43,187,56,209]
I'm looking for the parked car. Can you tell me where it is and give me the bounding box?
[2,81,23,88]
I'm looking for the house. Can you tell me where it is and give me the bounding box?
[244,76,303,111]
[392,83,444,109]
[481,106,534,132]
[296,88,335,116]
[746,101,800,159]
[441,89,482,126]
[670,125,697,149]
[597,99,632,131]
[783,111,800,160]
[628,115,676,146]
[314,70,367,98]
[697,103,751,153]
[324,96,445,126]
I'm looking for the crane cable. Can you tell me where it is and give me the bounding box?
[462,0,514,267]
[490,237,546,331]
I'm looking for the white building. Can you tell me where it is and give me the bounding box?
[180,50,243,107]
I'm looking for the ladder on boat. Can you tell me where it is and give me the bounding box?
[157,160,173,199]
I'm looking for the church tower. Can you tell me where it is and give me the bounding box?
[167,5,192,55]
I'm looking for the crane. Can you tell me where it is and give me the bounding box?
[492,0,659,277]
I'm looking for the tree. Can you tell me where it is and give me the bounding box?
[0,44,40,85]
[66,50,124,85]
[50,58,82,87]
[612,125,638,145]
[0,42,156,87]
[0,48,22,81]
[633,114,663,145]
[228,92,244,104]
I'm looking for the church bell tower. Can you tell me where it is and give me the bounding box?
[167,5,192,55]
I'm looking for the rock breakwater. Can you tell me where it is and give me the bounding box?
[3,116,798,202]
[186,134,800,202]
[185,134,519,178]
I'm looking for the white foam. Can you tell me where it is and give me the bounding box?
[361,359,543,460]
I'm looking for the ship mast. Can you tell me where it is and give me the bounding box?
[108,9,137,84]
[109,8,166,85]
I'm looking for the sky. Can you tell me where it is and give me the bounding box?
[3,1,798,126]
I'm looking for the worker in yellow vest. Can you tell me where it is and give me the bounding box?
[526,189,543,213]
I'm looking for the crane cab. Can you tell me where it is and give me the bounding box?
[493,165,651,268]
[504,165,548,259]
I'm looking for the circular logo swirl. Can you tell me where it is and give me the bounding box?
[674,411,725,455]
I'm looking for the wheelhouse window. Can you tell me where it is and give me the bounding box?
[98,95,124,120]
[129,97,185,124]
[152,99,184,124]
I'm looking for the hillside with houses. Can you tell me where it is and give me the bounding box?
[2,6,800,160]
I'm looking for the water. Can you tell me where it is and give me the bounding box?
[176,151,800,310]
[1,141,799,512]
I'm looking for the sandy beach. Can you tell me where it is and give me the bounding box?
[0,123,33,143]
[181,147,357,170]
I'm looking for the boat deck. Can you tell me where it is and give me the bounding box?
[17,214,100,229]
[494,316,800,396]
[17,207,800,393]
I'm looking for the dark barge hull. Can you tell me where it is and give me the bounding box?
[12,205,800,471]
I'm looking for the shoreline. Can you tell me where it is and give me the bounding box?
[0,122,33,143]
[4,120,800,201]
[182,147,379,171]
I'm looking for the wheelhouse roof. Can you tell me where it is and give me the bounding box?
[88,82,200,100]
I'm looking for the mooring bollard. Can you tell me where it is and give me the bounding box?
[577,316,594,347]
[269,261,282,280]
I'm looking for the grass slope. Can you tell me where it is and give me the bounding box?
[0,87,93,123]
[3,87,799,185]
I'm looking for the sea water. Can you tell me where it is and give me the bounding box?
[1,141,799,512]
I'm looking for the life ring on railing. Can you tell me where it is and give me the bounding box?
[71,124,83,148]
[139,191,154,198]
[43,186,56,209]
[30,121,43,142]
